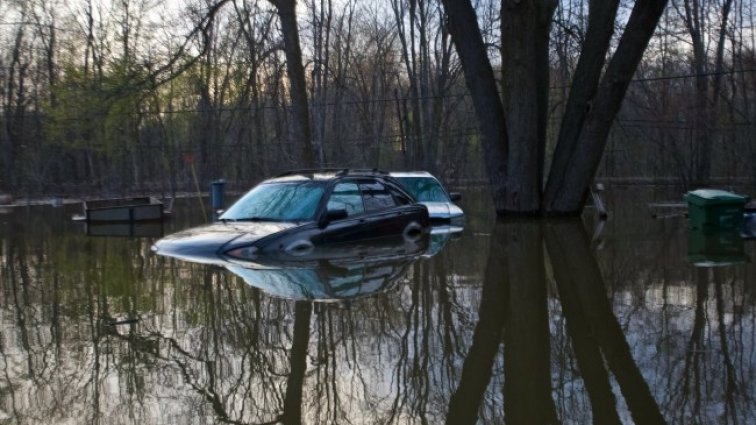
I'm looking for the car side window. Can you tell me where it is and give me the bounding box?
[360,181,398,211]
[388,184,413,205]
[327,182,365,216]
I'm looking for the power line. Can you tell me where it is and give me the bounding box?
[631,67,756,83]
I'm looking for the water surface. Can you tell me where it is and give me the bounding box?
[1,188,754,424]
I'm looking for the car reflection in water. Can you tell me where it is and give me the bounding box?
[156,229,460,302]
[226,234,430,301]
[425,224,464,258]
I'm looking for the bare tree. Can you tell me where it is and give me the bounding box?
[443,0,669,216]
[3,6,29,189]
[3,0,755,199]
[269,0,316,167]
[672,0,735,183]
[437,0,509,213]
[390,0,457,171]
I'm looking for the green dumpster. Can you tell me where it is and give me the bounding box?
[684,189,749,230]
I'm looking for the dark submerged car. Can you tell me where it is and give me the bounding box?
[153,169,431,263]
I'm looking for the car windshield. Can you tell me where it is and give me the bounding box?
[395,177,449,202]
[220,182,326,222]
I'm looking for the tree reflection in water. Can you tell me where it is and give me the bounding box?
[1,203,755,424]
[447,219,664,425]
[546,220,665,425]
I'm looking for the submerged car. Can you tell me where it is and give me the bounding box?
[153,169,430,263]
[390,171,463,221]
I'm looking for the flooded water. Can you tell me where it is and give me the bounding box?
[1,187,755,424]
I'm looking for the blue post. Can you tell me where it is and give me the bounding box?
[210,179,225,218]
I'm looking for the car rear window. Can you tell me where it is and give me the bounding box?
[395,177,449,202]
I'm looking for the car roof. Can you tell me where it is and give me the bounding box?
[389,171,436,178]
[265,168,393,184]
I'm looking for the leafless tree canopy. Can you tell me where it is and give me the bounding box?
[1,0,754,210]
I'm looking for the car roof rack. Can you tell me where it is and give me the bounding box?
[276,168,389,178]
[275,168,346,177]
[336,168,389,176]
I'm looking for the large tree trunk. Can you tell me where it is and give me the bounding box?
[500,0,556,214]
[271,0,316,168]
[444,0,668,216]
[545,0,620,208]
[543,0,669,215]
[440,0,509,214]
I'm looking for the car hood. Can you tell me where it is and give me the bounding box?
[152,221,297,264]
[423,202,464,219]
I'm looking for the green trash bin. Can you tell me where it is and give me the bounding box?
[684,189,749,230]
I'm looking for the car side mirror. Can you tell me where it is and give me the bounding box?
[319,208,348,227]
[449,192,462,202]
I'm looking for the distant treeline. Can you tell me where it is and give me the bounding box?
[1,0,755,196]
